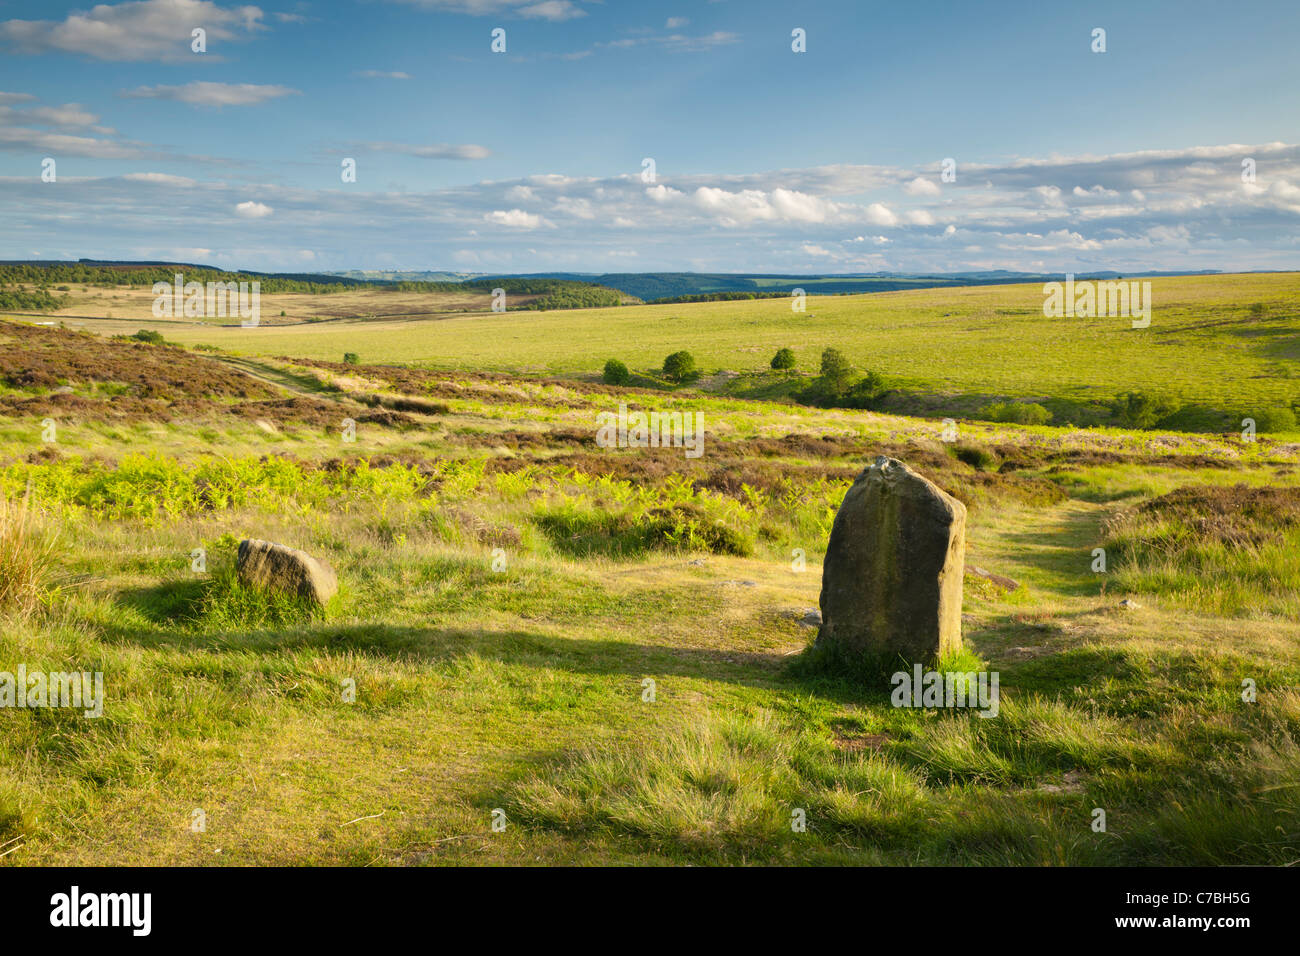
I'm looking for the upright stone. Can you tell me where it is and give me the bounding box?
[817,456,965,663]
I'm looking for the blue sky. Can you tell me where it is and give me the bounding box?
[1,0,1298,273]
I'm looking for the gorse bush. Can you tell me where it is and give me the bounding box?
[343,352,360,365]
[1249,406,1297,434]
[663,351,697,383]
[980,401,1052,426]
[603,358,630,385]
[1111,392,1178,429]
[796,348,886,409]
[770,348,796,370]
[131,329,166,345]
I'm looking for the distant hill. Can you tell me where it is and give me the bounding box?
[314,269,1227,303]
[486,270,1226,302]
[3,261,1233,305]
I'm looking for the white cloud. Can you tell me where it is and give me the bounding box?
[22,103,102,127]
[121,82,300,107]
[3,140,1298,274]
[0,126,143,158]
[903,176,941,197]
[1,0,266,63]
[1032,185,1065,207]
[554,196,596,219]
[666,17,689,29]
[863,203,898,226]
[600,30,740,54]
[235,200,273,218]
[486,208,544,228]
[122,172,196,186]
[769,188,833,223]
[354,70,412,79]
[692,187,775,225]
[517,1,585,20]
[342,141,491,160]
[645,184,681,202]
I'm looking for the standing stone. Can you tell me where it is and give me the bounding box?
[817,456,965,663]
[237,538,338,606]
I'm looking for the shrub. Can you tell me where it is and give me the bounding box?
[980,401,1052,426]
[1111,392,1178,429]
[343,352,360,365]
[954,444,998,471]
[817,348,854,397]
[797,350,886,408]
[770,348,796,370]
[131,329,165,345]
[603,358,630,385]
[1250,406,1297,434]
[843,370,886,409]
[663,350,697,383]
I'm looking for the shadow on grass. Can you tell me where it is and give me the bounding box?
[94,604,911,706]
[996,504,1110,597]
[117,577,207,623]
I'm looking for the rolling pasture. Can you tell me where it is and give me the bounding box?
[140,272,1300,421]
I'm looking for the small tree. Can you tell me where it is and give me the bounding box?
[1111,391,1175,429]
[817,347,854,397]
[603,358,630,385]
[343,352,359,365]
[844,369,886,408]
[663,350,697,383]
[770,347,796,370]
[131,329,165,345]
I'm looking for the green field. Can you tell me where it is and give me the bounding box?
[132,272,1300,424]
[2,273,1299,866]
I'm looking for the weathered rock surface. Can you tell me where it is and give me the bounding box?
[817,456,966,662]
[236,538,338,605]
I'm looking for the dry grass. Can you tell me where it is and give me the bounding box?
[0,488,56,616]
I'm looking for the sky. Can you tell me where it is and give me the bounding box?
[0,0,1298,275]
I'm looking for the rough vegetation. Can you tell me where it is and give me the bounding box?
[1,274,1299,866]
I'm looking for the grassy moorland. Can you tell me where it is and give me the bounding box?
[142,273,1297,399]
[0,275,1299,866]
